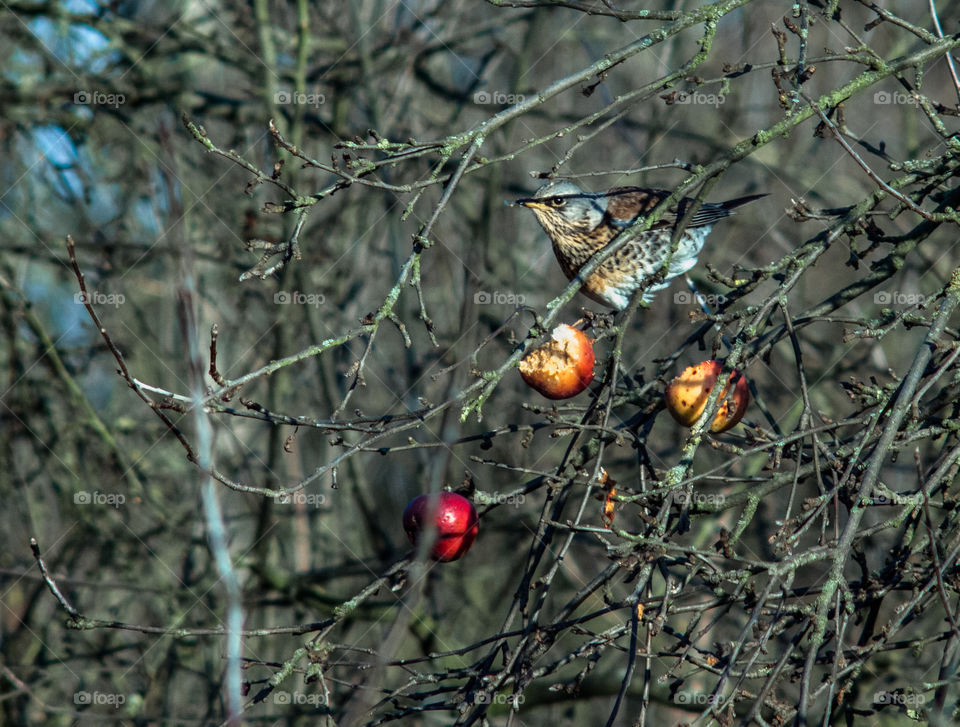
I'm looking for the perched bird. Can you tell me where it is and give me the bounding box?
[516,180,765,310]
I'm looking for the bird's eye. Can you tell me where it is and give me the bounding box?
[548,197,566,208]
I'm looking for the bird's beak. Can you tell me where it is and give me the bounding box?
[512,197,547,210]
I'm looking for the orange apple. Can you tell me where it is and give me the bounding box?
[518,324,595,399]
[665,360,749,433]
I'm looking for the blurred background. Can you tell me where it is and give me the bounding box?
[2,0,959,724]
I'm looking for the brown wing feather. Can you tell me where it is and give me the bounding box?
[603,187,766,229]
[604,187,671,226]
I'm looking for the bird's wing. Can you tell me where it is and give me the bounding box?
[604,187,672,227]
[604,187,766,229]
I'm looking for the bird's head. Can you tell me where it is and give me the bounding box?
[515,180,606,238]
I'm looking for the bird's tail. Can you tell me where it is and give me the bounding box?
[685,193,767,227]
[720,193,769,211]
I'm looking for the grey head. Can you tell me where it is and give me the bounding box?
[515,180,607,235]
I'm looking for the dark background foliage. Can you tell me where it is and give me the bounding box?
[2,1,960,725]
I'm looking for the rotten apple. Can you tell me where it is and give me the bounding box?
[518,324,595,399]
[665,360,749,433]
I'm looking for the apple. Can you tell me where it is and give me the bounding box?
[664,360,749,433]
[402,492,479,562]
[518,324,595,399]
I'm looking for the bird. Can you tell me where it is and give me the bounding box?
[515,180,765,310]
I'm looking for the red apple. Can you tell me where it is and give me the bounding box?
[518,324,595,399]
[402,492,479,562]
[664,360,749,433]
